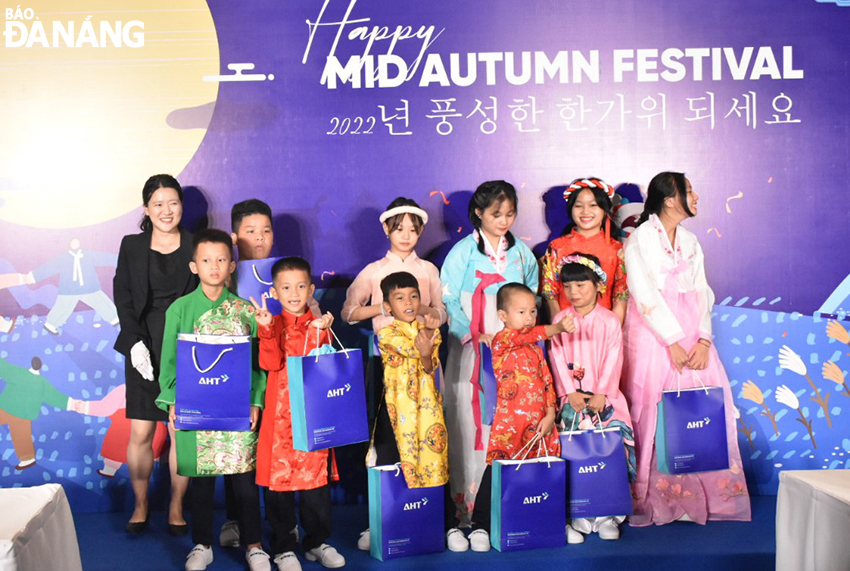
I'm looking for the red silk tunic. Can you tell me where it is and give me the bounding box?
[256,312,330,491]
[486,326,560,464]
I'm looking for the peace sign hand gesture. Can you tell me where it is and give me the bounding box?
[250,296,273,327]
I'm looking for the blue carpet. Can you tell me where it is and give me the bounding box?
[74,496,776,571]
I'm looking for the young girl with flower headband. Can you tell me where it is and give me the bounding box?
[342,197,446,333]
[622,172,749,526]
[548,253,635,544]
[440,180,539,526]
[541,177,628,323]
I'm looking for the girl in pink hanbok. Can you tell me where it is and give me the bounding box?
[622,172,750,526]
[549,253,635,543]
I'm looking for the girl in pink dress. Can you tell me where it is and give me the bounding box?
[549,253,635,543]
[622,172,750,526]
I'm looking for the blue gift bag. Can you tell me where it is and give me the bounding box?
[480,343,498,425]
[175,334,252,431]
[656,376,729,474]
[288,340,368,451]
[491,456,566,552]
[559,427,633,517]
[368,465,444,561]
[236,257,282,315]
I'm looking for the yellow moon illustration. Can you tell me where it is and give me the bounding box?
[0,0,220,228]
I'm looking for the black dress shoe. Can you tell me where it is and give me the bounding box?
[126,514,150,534]
[168,523,189,537]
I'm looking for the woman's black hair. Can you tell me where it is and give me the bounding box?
[559,252,604,286]
[140,174,183,232]
[636,172,693,227]
[383,197,425,235]
[468,180,517,255]
[562,180,621,239]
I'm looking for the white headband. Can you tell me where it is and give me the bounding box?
[379,206,429,225]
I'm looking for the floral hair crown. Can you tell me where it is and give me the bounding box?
[563,178,616,202]
[558,254,608,293]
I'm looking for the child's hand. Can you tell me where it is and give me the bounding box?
[537,409,556,436]
[168,406,177,432]
[668,342,689,372]
[249,296,273,327]
[557,313,576,334]
[310,312,334,330]
[478,333,494,347]
[687,342,710,370]
[422,313,441,331]
[250,406,260,431]
[567,391,588,412]
[587,393,606,414]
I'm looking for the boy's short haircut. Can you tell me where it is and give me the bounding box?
[193,228,233,257]
[271,256,312,281]
[380,271,419,300]
[496,282,534,311]
[231,199,272,232]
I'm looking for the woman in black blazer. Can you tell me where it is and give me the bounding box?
[114,174,198,535]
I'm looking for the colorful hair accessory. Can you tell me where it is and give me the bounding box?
[563,177,616,202]
[379,205,429,225]
[558,254,608,293]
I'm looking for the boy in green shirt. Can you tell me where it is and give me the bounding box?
[156,228,270,571]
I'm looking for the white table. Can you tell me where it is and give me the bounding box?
[0,484,82,571]
[776,470,850,571]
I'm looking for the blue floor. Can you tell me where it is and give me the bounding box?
[73,496,776,571]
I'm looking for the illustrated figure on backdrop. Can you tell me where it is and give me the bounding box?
[0,356,87,470]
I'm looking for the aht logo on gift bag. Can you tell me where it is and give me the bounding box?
[403,497,429,511]
[326,383,351,398]
[522,491,549,505]
[686,416,711,429]
[199,374,230,386]
[578,461,606,474]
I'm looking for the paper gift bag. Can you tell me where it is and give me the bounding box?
[288,340,368,451]
[236,257,282,315]
[368,465,444,561]
[175,334,251,431]
[656,376,729,474]
[491,456,566,552]
[559,427,633,517]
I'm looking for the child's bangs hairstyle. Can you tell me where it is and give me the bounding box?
[559,252,604,286]
[231,198,272,232]
[380,271,419,300]
[563,177,621,238]
[140,174,183,232]
[271,257,312,280]
[496,282,534,311]
[192,228,233,257]
[637,172,693,226]
[468,180,518,254]
[383,197,425,234]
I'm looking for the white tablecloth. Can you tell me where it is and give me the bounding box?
[776,470,850,571]
[0,484,82,571]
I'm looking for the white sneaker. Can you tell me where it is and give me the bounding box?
[246,547,271,571]
[597,518,620,540]
[571,517,593,535]
[356,529,369,551]
[446,528,469,552]
[220,520,240,547]
[185,545,213,571]
[273,552,302,571]
[305,544,345,568]
[566,525,585,544]
[468,529,490,552]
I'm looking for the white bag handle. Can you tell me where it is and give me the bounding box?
[192,345,233,374]
[252,264,273,286]
[672,369,709,397]
[302,325,353,362]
